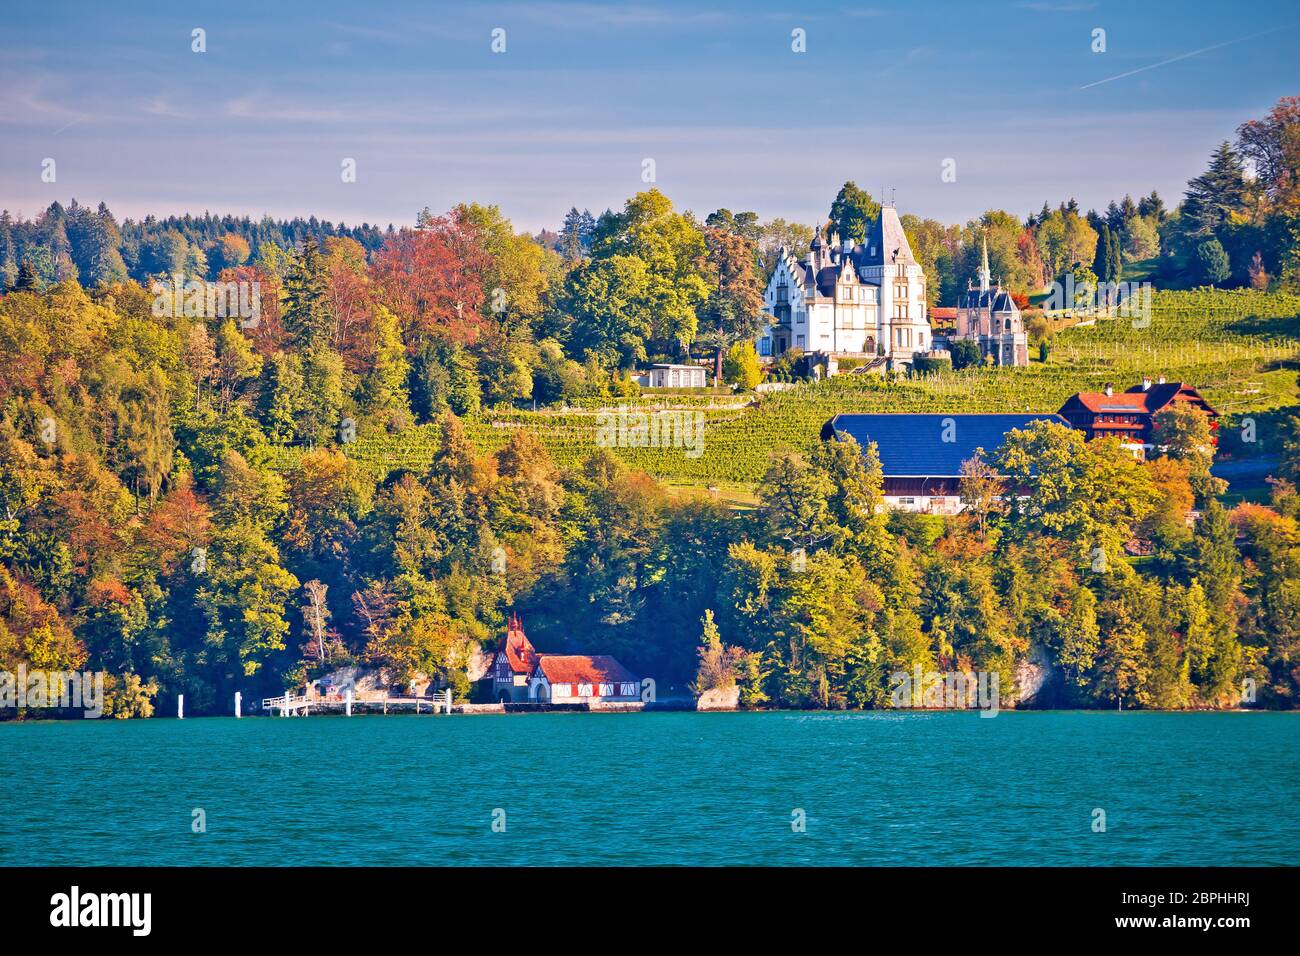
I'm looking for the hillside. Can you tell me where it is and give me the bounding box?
[280,289,1300,494]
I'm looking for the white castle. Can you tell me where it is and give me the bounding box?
[757,205,932,369]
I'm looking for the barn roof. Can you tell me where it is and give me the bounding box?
[536,655,637,685]
[822,413,1070,477]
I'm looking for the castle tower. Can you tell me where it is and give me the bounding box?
[863,205,929,365]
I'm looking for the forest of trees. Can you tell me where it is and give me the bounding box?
[1,96,1298,716]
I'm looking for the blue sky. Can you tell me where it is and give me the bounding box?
[1,0,1296,232]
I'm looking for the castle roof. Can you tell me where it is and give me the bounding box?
[777,210,921,305]
[958,288,1018,312]
[862,206,916,266]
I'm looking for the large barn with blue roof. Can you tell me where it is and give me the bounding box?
[821,413,1069,513]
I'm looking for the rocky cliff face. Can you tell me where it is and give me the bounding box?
[465,642,493,683]
[1015,645,1060,708]
[695,686,740,711]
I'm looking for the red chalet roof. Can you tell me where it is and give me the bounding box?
[536,655,637,686]
[1072,391,1156,413]
[1062,381,1218,417]
[497,614,538,674]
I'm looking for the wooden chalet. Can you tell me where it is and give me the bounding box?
[1056,377,1218,446]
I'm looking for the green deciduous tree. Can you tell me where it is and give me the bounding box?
[828,182,880,244]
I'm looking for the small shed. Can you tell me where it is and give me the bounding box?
[636,364,707,389]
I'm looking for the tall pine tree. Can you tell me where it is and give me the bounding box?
[282,236,333,348]
[1182,142,1248,237]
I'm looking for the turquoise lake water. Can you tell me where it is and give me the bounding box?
[1,711,1295,866]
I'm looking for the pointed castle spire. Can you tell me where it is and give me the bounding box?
[979,232,991,293]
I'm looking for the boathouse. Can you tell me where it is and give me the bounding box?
[490,615,641,704]
[529,656,641,704]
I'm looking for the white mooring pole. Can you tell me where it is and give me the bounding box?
[234,691,242,718]
[177,694,184,720]
[345,688,353,717]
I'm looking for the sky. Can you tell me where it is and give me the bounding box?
[1,0,1297,234]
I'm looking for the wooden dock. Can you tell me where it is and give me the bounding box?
[261,689,453,716]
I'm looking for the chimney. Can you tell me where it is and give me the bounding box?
[1157,375,1166,385]
[1141,376,1152,391]
[1104,383,1113,397]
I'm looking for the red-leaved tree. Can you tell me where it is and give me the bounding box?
[370,214,490,348]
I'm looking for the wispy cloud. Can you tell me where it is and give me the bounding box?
[325,18,473,44]
[494,2,736,27]
[223,94,346,123]
[0,80,92,131]
[141,96,192,120]
[1016,2,1097,11]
